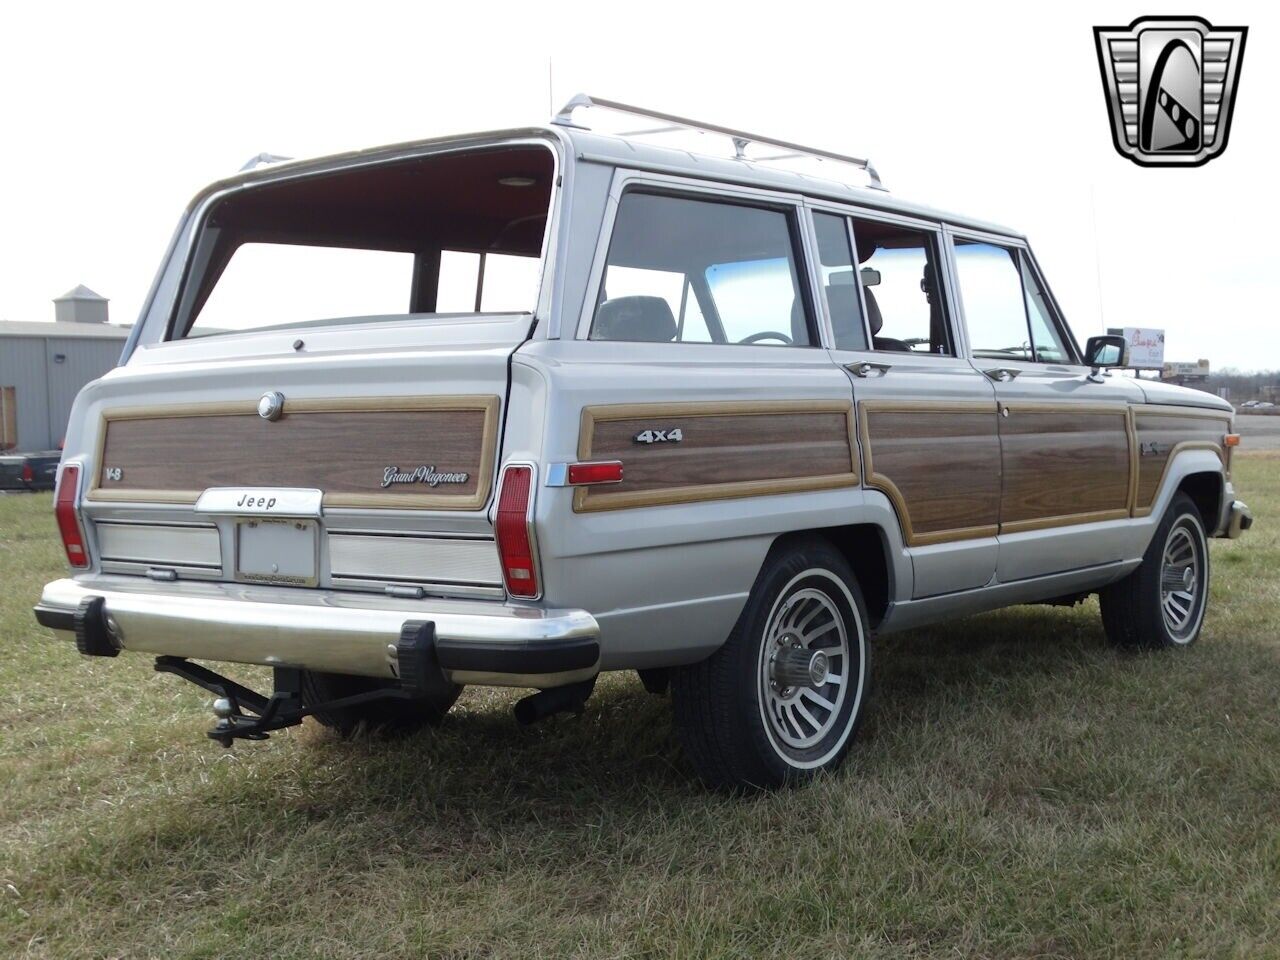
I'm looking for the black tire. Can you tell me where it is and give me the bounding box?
[1100,491,1210,649]
[301,670,460,737]
[671,537,872,791]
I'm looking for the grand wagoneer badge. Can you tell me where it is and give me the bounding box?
[381,465,470,488]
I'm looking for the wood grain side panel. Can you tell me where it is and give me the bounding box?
[860,402,1001,546]
[93,396,499,510]
[999,406,1131,530]
[1133,409,1230,514]
[574,400,858,512]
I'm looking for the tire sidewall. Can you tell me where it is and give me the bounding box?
[733,542,870,784]
[1147,497,1210,647]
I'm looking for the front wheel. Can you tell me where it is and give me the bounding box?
[1100,491,1210,649]
[671,538,871,791]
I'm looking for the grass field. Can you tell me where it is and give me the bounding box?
[2,457,1278,958]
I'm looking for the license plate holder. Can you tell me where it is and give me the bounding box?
[235,518,319,587]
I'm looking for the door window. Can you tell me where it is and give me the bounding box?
[813,212,867,351]
[953,240,1076,364]
[952,241,1032,361]
[848,218,952,355]
[590,191,812,346]
[1020,257,1074,363]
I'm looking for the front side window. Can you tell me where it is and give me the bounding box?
[1020,257,1073,363]
[952,241,1032,361]
[954,240,1075,363]
[849,218,952,355]
[590,191,812,346]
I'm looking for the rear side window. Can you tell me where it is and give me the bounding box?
[849,218,952,356]
[590,192,812,346]
[813,212,866,351]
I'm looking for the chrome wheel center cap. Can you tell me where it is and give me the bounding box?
[807,650,830,687]
[1182,567,1195,591]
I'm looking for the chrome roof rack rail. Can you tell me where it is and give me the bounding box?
[552,93,887,192]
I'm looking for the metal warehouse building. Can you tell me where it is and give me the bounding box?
[0,286,130,453]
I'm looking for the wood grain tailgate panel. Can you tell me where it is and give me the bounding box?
[93,396,499,509]
[575,401,858,512]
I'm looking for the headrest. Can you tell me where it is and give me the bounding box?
[921,260,938,302]
[863,286,884,335]
[594,296,677,342]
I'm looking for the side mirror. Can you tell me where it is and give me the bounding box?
[1084,334,1127,369]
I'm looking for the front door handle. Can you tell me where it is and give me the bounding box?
[847,361,893,379]
[983,367,1020,382]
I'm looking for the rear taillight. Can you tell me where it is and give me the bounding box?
[20,462,34,484]
[495,464,539,599]
[54,463,89,569]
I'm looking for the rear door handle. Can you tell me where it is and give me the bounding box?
[847,361,893,379]
[983,367,1020,382]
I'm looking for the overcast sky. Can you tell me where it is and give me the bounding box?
[2,1,1275,370]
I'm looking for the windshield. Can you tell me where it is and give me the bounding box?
[171,144,554,339]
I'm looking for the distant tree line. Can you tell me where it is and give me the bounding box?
[1198,369,1280,402]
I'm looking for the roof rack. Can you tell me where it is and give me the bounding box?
[552,93,886,192]
[238,152,293,172]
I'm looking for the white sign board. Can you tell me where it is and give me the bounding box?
[1123,328,1165,369]
[1162,360,1210,379]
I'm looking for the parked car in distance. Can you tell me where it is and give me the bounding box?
[0,451,60,492]
[33,96,1252,791]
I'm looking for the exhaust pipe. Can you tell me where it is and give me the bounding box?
[513,677,596,725]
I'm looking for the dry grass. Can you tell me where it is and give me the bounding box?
[1,458,1278,958]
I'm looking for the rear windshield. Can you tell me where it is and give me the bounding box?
[171,144,554,339]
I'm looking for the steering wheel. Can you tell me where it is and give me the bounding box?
[739,331,793,345]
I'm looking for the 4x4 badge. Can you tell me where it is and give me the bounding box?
[1094,16,1247,167]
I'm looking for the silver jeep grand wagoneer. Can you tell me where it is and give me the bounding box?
[35,96,1252,790]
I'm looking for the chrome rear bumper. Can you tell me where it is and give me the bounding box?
[34,576,600,688]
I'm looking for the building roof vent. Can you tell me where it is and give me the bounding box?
[53,285,109,324]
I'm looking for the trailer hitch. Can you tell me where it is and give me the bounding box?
[153,621,444,747]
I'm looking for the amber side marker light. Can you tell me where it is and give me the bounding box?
[1224,434,1241,448]
[54,463,90,568]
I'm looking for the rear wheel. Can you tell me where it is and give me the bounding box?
[301,670,460,736]
[1100,492,1210,649]
[671,538,871,791]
